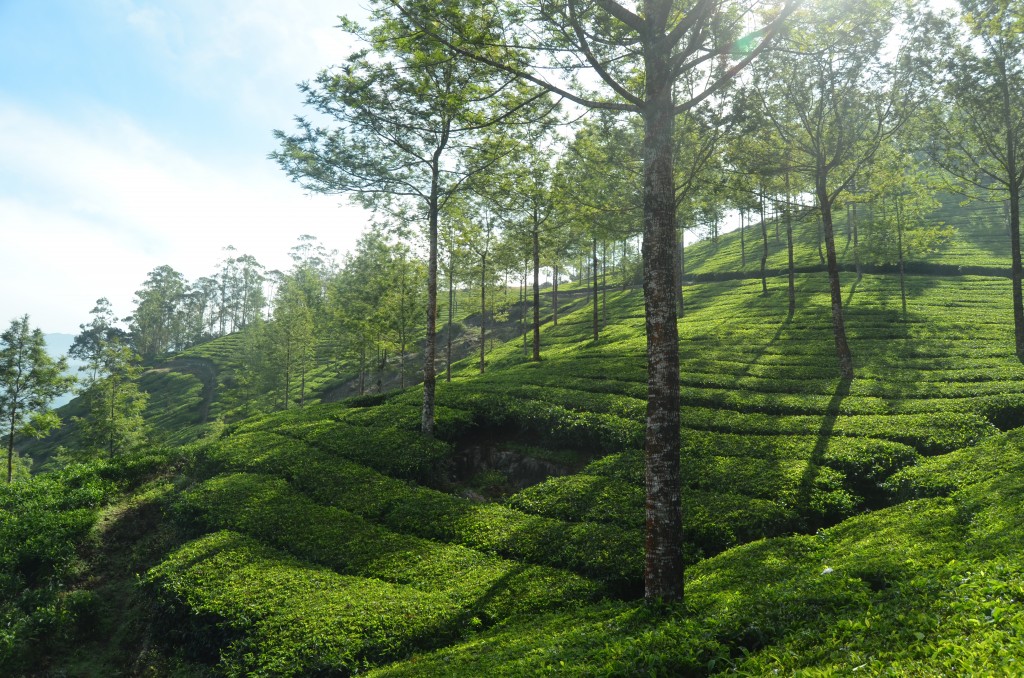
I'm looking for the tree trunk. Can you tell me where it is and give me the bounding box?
[641,62,683,602]
[818,180,855,379]
[785,172,796,318]
[601,242,607,317]
[421,162,441,436]
[740,209,746,268]
[592,237,599,343]
[6,419,15,484]
[1010,176,1023,360]
[817,212,826,265]
[897,196,907,321]
[109,378,116,457]
[675,224,685,317]
[533,217,541,361]
[1001,57,1024,360]
[760,191,769,295]
[553,264,559,326]
[480,253,487,373]
[447,264,454,382]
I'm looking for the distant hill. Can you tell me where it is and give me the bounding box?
[43,332,84,408]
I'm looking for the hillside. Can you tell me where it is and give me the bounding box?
[3,206,1024,675]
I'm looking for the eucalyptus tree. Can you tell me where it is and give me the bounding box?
[862,141,950,318]
[128,265,189,362]
[269,277,316,409]
[73,336,148,458]
[272,4,550,436]
[751,0,917,379]
[1,316,74,483]
[554,116,642,343]
[69,298,129,382]
[928,0,1024,358]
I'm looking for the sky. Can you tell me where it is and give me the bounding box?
[0,0,373,334]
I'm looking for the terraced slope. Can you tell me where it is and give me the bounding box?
[121,258,1024,675]
[685,195,1010,275]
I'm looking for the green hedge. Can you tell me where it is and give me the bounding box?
[176,473,603,622]
[200,432,644,592]
[146,530,463,676]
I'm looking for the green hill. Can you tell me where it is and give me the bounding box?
[3,206,1024,675]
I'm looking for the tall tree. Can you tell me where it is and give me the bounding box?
[406,0,797,601]
[272,3,550,436]
[0,316,74,482]
[73,337,148,458]
[929,0,1024,358]
[128,265,189,362]
[752,0,914,379]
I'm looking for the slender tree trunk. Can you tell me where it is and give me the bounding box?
[897,197,907,321]
[740,209,746,268]
[602,241,607,324]
[109,379,116,457]
[422,160,442,436]
[641,63,683,602]
[552,264,559,326]
[480,253,487,373]
[359,344,365,396]
[1001,57,1024,360]
[522,260,528,354]
[785,172,796,318]
[7,417,15,483]
[284,339,291,409]
[447,264,454,382]
[760,191,769,295]
[817,212,826,265]
[533,218,541,361]
[592,237,599,342]
[300,356,306,407]
[1010,176,1023,360]
[675,224,685,317]
[818,179,855,379]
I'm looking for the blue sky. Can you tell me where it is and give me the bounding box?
[1,0,371,334]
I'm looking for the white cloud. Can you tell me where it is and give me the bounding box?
[0,99,370,333]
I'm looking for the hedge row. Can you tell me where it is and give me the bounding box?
[146,530,463,676]
[176,472,603,622]
[200,432,644,591]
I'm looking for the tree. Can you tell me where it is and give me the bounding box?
[272,3,551,436]
[929,0,1024,358]
[73,337,148,458]
[752,0,914,379]
[269,278,316,409]
[0,316,74,482]
[69,298,129,381]
[404,0,797,601]
[128,265,189,362]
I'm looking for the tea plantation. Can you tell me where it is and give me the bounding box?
[3,212,1023,675]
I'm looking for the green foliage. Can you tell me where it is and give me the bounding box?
[175,473,602,622]
[146,530,464,676]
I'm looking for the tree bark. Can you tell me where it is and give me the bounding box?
[552,264,559,326]
[675,224,685,317]
[533,216,541,361]
[897,196,907,321]
[760,191,769,295]
[480,252,487,373]
[641,54,683,602]
[785,173,796,318]
[817,179,855,379]
[1000,57,1024,360]
[447,263,454,382]
[740,209,746,268]
[422,161,440,436]
[592,237,600,343]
